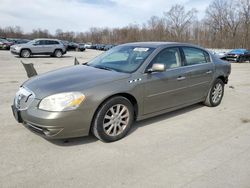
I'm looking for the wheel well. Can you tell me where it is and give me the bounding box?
[117,93,138,118]
[89,93,139,134]
[217,76,228,84]
[101,93,138,118]
[21,48,31,53]
[54,48,62,52]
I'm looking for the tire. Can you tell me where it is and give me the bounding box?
[204,79,224,107]
[20,49,31,58]
[54,49,63,58]
[92,96,134,142]
[237,56,244,63]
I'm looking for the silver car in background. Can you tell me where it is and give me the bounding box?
[10,38,66,58]
[11,42,231,142]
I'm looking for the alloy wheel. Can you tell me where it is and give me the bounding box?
[103,104,130,136]
[211,83,223,104]
[22,50,30,58]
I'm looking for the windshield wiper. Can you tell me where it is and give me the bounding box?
[94,65,114,71]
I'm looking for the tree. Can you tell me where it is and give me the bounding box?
[239,0,250,47]
[164,4,197,41]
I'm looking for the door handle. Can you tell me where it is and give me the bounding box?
[206,70,212,74]
[177,76,186,81]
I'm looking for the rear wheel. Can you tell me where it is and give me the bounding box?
[20,49,31,58]
[54,49,63,58]
[92,96,134,142]
[204,79,224,107]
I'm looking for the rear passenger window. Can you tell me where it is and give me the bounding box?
[46,40,59,45]
[183,47,210,66]
[150,47,181,70]
[52,41,59,45]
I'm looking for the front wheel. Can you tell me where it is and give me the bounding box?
[92,96,134,142]
[204,79,224,107]
[20,49,31,58]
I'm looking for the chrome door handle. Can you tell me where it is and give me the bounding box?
[177,76,186,81]
[206,70,212,74]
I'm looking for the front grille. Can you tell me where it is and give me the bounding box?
[14,87,35,110]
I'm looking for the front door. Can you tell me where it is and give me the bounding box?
[143,47,189,114]
[31,40,46,54]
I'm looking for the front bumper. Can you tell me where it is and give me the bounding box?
[10,48,21,55]
[11,98,93,139]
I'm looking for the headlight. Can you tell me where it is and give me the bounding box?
[14,46,21,50]
[39,92,85,112]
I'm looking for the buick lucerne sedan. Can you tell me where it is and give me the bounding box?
[11,42,231,142]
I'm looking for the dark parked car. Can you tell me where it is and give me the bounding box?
[61,40,69,50]
[0,38,14,50]
[11,42,231,142]
[222,49,250,62]
[91,44,97,49]
[104,44,115,51]
[96,44,105,50]
[67,42,79,51]
[7,38,30,44]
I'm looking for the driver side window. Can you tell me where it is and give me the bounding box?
[149,47,181,70]
[35,40,46,45]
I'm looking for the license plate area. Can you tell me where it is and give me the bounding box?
[11,105,23,123]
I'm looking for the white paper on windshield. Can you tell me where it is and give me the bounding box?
[133,47,149,52]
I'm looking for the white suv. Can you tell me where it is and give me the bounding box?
[10,38,67,58]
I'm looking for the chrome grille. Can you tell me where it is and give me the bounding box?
[14,87,35,110]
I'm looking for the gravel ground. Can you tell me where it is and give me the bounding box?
[0,50,250,188]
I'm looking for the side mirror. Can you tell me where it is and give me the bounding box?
[147,63,166,73]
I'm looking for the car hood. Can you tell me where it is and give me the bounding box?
[22,65,130,99]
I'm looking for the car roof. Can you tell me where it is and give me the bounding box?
[35,38,60,41]
[120,42,204,49]
[230,48,247,51]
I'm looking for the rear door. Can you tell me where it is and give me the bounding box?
[46,40,59,53]
[180,47,214,102]
[43,40,55,53]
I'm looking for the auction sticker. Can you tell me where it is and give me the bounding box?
[133,47,149,52]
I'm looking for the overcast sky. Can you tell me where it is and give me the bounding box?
[0,0,213,33]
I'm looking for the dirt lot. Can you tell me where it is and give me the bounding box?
[0,50,250,188]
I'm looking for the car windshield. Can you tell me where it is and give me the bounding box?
[87,45,155,73]
[26,40,36,44]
